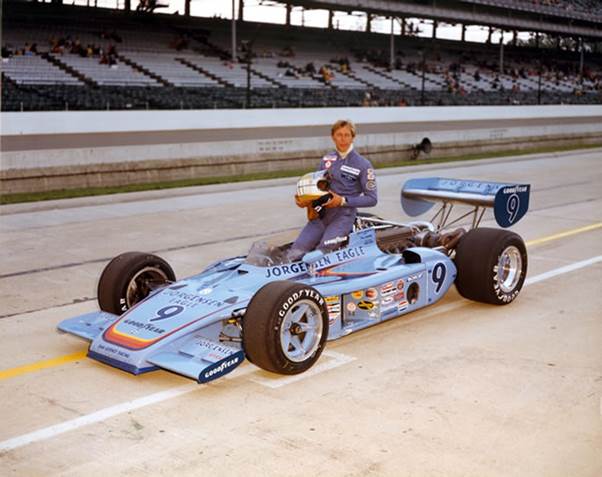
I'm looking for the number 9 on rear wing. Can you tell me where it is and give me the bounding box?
[401,177,530,230]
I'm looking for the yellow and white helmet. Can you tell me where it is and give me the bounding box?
[296,170,330,202]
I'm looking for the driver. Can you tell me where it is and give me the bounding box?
[287,119,378,261]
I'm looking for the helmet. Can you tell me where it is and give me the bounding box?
[296,170,330,202]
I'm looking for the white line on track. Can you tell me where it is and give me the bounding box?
[0,351,354,453]
[1,254,601,453]
[249,350,356,389]
[524,255,602,286]
[0,384,197,453]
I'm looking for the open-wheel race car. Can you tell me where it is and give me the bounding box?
[58,177,530,383]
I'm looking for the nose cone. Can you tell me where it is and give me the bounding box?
[102,282,241,351]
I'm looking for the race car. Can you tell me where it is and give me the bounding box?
[58,177,530,383]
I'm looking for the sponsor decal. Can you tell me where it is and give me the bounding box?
[196,337,238,363]
[407,273,424,282]
[358,300,376,311]
[346,302,357,312]
[365,288,378,299]
[366,180,376,191]
[97,343,130,359]
[324,235,347,246]
[397,300,409,312]
[396,279,405,291]
[381,296,394,305]
[380,281,395,296]
[199,351,244,383]
[265,262,309,278]
[123,319,166,335]
[325,160,332,169]
[328,313,340,324]
[351,290,363,300]
[325,295,340,304]
[393,291,405,301]
[163,289,223,308]
[198,287,213,295]
[367,168,375,180]
[333,246,365,262]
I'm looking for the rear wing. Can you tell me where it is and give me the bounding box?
[401,177,530,229]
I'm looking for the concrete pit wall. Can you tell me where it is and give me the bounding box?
[1,105,602,194]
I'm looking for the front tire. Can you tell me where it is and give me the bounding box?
[243,281,329,375]
[97,252,175,315]
[454,228,527,305]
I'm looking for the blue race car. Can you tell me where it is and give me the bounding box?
[58,177,530,383]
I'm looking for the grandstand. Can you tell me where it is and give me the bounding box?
[2,0,601,111]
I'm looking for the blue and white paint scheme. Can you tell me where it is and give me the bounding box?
[57,176,529,384]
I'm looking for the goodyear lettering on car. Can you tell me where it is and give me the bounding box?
[278,289,324,318]
[198,350,245,383]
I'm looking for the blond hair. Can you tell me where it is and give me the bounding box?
[331,119,356,137]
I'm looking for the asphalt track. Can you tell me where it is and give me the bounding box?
[0,148,601,476]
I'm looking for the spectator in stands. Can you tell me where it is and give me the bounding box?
[281,45,295,58]
[287,119,377,261]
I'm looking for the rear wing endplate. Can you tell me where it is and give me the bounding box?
[401,177,530,228]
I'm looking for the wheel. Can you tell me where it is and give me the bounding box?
[454,228,527,305]
[243,281,329,375]
[97,252,176,315]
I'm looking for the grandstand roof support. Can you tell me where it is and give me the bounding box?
[579,38,584,76]
[366,13,372,33]
[487,26,492,44]
[232,0,237,62]
[389,16,395,70]
[499,39,504,74]
[286,3,291,26]
[512,30,517,47]
[239,0,244,22]
[461,24,466,42]
[328,9,333,29]
[185,0,190,16]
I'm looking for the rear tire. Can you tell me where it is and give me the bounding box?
[97,252,175,315]
[243,281,328,375]
[454,228,527,305]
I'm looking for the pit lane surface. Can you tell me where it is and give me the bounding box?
[1,148,601,476]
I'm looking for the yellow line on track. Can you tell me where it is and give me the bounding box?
[526,222,602,247]
[1,221,601,382]
[0,351,87,381]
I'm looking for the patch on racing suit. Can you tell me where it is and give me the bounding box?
[340,165,360,176]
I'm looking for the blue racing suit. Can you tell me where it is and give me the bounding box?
[290,146,377,259]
